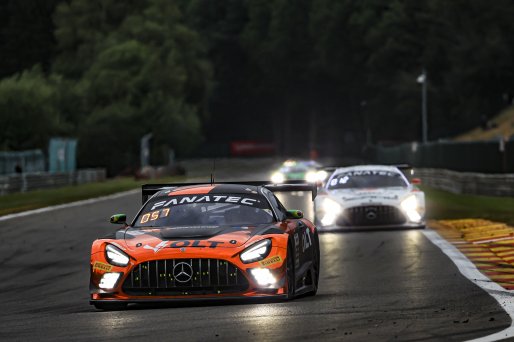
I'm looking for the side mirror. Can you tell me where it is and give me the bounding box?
[411,178,422,185]
[110,214,127,224]
[286,210,304,219]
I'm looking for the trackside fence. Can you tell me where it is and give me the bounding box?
[414,168,514,197]
[0,169,106,195]
[373,139,513,173]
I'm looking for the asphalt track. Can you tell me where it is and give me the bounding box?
[0,167,511,341]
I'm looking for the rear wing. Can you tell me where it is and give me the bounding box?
[393,164,415,177]
[141,180,317,204]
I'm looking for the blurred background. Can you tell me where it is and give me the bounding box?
[1,0,513,180]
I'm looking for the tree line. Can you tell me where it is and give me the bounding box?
[1,0,513,174]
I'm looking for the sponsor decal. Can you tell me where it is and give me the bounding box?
[143,240,225,253]
[259,255,282,267]
[294,233,300,268]
[302,229,312,252]
[341,195,398,201]
[150,196,259,211]
[93,261,112,272]
[144,241,168,253]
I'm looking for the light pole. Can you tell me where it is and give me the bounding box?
[417,69,428,144]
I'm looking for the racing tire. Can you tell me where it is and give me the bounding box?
[286,241,296,300]
[306,231,320,296]
[93,302,128,311]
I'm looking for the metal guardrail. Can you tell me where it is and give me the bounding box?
[415,168,514,197]
[0,169,106,195]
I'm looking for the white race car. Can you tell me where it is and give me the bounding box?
[314,165,425,230]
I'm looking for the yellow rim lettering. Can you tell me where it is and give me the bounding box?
[259,255,282,267]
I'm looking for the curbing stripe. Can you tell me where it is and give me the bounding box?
[0,189,140,222]
[423,229,514,342]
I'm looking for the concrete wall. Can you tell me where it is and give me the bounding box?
[415,168,514,197]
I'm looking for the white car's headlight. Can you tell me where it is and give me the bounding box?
[306,170,329,183]
[319,198,343,226]
[316,170,328,182]
[105,244,130,266]
[240,239,272,263]
[401,195,422,222]
[305,171,318,183]
[322,198,342,214]
[271,172,285,184]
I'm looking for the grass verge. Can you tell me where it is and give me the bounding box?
[0,176,182,216]
[422,186,514,226]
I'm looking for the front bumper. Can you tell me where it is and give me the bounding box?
[90,247,288,303]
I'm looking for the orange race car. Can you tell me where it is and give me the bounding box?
[90,181,320,310]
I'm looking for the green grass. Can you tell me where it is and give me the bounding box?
[0,176,182,216]
[422,186,514,226]
[2,180,513,226]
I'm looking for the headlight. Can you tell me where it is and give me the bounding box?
[240,239,272,263]
[320,198,343,226]
[316,170,328,182]
[305,171,318,183]
[271,172,285,183]
[250,268,277,286]
[105,244,130,266]
[99,272,122,289]
[401,195,418,211]
[322,198,342,214]
[401,195,422,222]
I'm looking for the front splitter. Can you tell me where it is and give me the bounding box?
[90,294,288,306]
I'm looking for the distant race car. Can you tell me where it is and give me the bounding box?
[90,181,320,310]
[314,165,425,230]
[271,159,327,184]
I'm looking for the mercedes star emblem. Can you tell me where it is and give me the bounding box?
[366,210,377,220]
[173,262,193,283]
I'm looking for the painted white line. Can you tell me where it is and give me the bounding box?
[0,189,140,222]
[422,229,514,342]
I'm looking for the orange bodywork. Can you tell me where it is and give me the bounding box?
[90,228,290,301]
[90,183,319,305]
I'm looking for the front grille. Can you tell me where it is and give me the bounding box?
[122,259,249,296]
[340,205,406,226]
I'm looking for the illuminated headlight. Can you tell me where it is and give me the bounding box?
[307,170,329,183]
[105,244,130,267]
[316,170,328,182]
[306,171,318,183]
[240,239,272,263]
[99,272,122,289]
[271,172,285,184]
[401,195,422,222]
[322,198,342,214]
[320,198,343,226]
[250,268,277,286]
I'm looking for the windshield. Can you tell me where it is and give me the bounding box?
[327,170,407,189]
[134,194,274,227]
